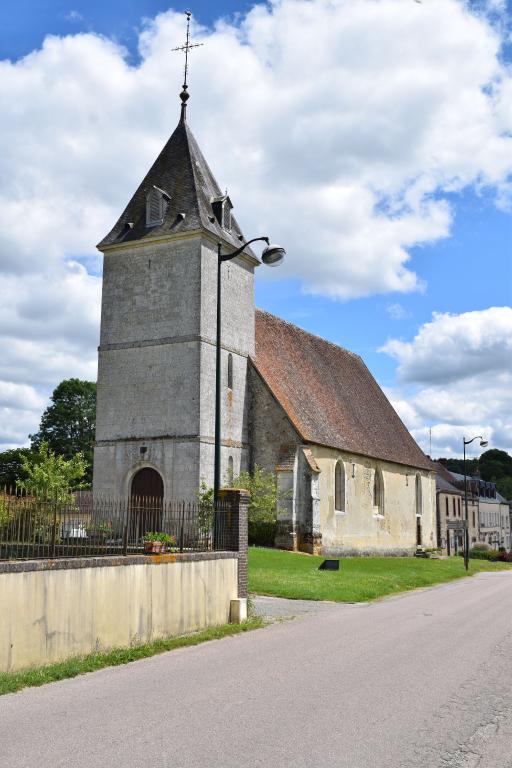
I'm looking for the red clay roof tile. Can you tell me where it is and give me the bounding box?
[253,310,433,472]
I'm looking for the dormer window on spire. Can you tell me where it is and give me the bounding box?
[146,186,171,227]
[211,195,232,231]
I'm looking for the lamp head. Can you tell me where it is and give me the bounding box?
[261,243,286,267]
[480,440,488,448]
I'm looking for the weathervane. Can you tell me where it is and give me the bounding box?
[172,11,203,118]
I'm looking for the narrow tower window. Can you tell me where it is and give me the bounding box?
[227,455,234,484]
[335,461,345,513]
[227,353,233,390]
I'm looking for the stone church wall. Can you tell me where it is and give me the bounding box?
[248,363,302,473]
[311,445,436,555]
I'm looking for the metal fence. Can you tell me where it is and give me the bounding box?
[0,489,236,562]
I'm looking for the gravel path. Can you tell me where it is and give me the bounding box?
[252,594,351,619]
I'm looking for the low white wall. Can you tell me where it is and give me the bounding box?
[0,554,239,673]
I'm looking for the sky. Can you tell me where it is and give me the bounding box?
[0,0,511,460]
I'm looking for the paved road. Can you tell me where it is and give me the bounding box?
[2,572,512,768]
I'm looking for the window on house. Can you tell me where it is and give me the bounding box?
[146,186,170,227]
[453,497,456,517]
[458,497,461,516]
[415,474,422,516]
[446,497,449,516]
[335,461,345,513]
[373,469,384,515]
[227,353,233,390]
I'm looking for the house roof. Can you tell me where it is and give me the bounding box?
[98,113,252,254]
[433,463,463,494]
[253,310,433,471]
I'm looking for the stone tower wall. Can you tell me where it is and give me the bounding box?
[94,233,255,500]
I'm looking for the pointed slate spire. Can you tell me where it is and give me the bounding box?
[98,115,249,251]
[98,11,252,254]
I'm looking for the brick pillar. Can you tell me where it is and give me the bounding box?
[217,488,249,599]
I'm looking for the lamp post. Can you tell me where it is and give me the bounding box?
[463,435,488,571]
[214,237,285,506]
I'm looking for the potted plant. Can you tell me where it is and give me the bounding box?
[143,531,176,554]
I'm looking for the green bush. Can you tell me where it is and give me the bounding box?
[465,547,512,562]
[248,519,277,547]
[468,548,496,560]
[231,466,279,525]
[472,542,490,551]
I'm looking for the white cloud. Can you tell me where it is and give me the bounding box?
[380,306,512,383]
[386,303,410,320]
[0,1,512,447]
[1,2,511,292]
[65,11,85,24]
[381,307,512,455]
[0,382,44,412]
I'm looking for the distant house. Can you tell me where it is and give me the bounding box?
[435,468,511,552]
[434,462,473,554]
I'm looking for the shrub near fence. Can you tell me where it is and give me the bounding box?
[248,520,277,547]
[459,547,512,562]
[0,488,234,562]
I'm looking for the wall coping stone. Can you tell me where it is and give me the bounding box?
[0,551,240,575]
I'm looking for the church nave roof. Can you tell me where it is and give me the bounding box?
[253,310,433,472]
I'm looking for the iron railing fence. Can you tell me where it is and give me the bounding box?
[0,488,235,562]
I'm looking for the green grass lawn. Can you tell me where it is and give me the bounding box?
[248,547,512,603]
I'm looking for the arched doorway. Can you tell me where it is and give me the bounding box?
[130,468,164,540]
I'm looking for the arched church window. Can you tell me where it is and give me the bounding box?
[373,469,384,515]
[227,455,234,484]
[146,185,170,227]
[227,354,233,390]
[415,474,422,516]
[335,461,345,513]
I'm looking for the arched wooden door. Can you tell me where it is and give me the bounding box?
[130,468,164,539]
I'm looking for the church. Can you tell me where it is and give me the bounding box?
[93,70,436,557]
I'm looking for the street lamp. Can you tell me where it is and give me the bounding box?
[214,237,285,505]
[463,435,488,571]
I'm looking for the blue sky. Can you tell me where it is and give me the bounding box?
[0,0,511,458]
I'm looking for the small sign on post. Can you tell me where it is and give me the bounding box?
[318,559,340,571]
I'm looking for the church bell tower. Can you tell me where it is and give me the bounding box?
[93,29,258,500]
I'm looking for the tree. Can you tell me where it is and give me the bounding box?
[231,465,279,523]
[30,378,96,484]
[496,476,512,500]
[436,457,478,476]
[0,448,35,488]
[19,443,86,503]
[478,449,512,483]
[231,465,282,547]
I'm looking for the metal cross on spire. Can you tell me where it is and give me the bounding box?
[172,11,203,119]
